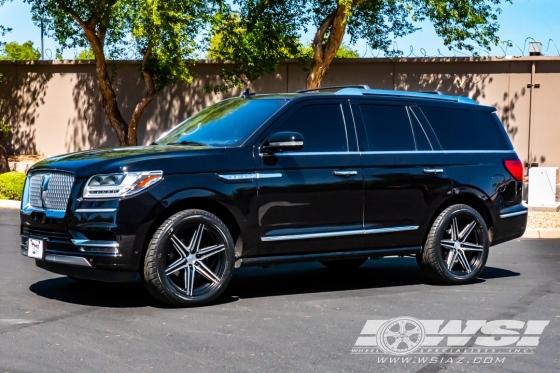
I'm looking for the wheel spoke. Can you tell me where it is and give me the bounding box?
[195,261,221,284]
[405,326,421,336]
[441,243,455,250]
[170,235,190,256]
[188,224,205,254]
[456,249,472,273]
[451,218,459,241]
[462,242,484,251]
[197,244,225,261]
[165,258,187,276]
[441,239,455,245]
[446,250,457,269]
[459,221,477,242]
[184,265,195,296]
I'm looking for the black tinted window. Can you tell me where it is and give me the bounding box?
[157,98,287,146]
[360,105,415,151]
[274,104,348,152]
[410,111,433,151]
[421,107,510,150]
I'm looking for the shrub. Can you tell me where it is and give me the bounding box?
[0,171,26,200]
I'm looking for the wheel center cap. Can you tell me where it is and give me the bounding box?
[187,255,196,265]
[454,241,461,250]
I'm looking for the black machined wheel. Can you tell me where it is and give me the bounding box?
[143,210,234,307]
[417,204,489,284]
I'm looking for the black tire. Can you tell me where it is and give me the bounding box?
[143,209,235,307]
[417,204,489,284]
[320,258,368,269]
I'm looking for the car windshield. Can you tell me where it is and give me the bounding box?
[156,98,288,147]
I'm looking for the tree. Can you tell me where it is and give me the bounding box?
[212,0,510,90]
[305,0,510,89]
[25,0,215,146]
[0,41,41,60]
[207,0,304,92]
[75,48,94,60]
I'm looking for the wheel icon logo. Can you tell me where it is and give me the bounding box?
[376,317,425,355]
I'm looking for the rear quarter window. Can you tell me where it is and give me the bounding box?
[420,107,511,151]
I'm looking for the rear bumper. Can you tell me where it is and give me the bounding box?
[492,205,528,246]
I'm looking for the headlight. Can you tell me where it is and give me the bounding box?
[83,171,163,199]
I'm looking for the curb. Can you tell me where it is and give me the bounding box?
[523,228,560,239]
[0,200,21,210]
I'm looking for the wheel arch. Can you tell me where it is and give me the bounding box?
[138,194,243,271]
[425,193,494,244]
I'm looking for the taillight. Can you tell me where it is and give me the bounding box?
[504,159,524,181]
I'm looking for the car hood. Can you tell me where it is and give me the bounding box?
[30,145,226,178]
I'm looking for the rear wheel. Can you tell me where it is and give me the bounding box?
[320,258,368,269]
[417,204,489,284]
[143,210,235,307]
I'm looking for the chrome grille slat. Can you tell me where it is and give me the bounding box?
[28,172,74,211]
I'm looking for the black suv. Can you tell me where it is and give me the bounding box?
[20,87,527,307]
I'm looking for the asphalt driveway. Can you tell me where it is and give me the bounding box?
[0,208,558,373]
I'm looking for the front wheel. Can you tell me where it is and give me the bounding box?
[143,210,235,307]
[417,204,489,284]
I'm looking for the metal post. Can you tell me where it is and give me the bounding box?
[40,19,44,60]
[526,62,540,174]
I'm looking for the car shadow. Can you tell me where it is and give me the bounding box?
[28,257,520,308]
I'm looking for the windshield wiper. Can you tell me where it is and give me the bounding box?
[169,140,207,146]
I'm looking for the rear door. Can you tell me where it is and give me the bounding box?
[255,100,363,255]
[353,100,453,249]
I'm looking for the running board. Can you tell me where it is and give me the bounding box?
[234,246,422,268]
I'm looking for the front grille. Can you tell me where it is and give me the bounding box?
[28,172,74,211]
[22,226,71,241]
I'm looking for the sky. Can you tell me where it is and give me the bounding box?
[0,0,558,59]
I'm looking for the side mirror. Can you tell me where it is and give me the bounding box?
[262,132,304,154]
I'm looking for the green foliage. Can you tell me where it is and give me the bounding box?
[0,171,26,201]
[0,41,41,61]
[211,0,509,89]
[206,1,305,92]
[0,119,9,141]
[298,43,359,59]
[25,0,214,92]
[76,49,94,60]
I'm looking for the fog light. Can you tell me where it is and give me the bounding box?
[78,247,119,254]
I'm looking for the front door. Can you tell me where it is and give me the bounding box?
[255,100,363,255]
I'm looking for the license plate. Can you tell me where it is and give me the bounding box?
[27,238,44,259]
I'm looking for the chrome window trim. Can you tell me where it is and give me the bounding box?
[259,150,516,156]
[75,208,117,213]
[499,210,528,219]
[261,225,419,242]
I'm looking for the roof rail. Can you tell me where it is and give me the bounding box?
[334,88,479,105]
[296,85,371,93]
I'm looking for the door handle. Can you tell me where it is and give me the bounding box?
[333,170,358,177]
[423,169,444,175]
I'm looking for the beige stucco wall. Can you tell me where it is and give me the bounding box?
[0,57,558,167]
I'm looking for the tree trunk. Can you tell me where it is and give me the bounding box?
[0,146,9,173]
[83,28,129,146]
[306,4,351,89]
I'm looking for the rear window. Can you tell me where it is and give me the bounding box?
[420,107,510,150]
